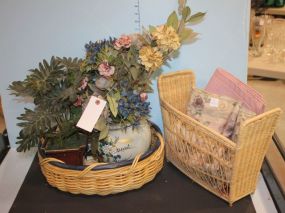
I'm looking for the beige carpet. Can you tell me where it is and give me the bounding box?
[248,77,285,150]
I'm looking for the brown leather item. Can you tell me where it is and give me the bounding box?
[44,145,86,166]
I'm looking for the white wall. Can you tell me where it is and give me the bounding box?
[0,0,250,148]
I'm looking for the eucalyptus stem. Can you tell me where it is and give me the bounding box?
[178,19,185,34]
[104,82,118,99]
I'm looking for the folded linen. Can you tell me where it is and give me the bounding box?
[186,88,256,142]
[187,88,240,137]
[205,67,265,114]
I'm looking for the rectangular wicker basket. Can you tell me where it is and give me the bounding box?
[158,70,282,206]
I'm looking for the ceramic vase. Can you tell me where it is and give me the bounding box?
[98,120,151,163]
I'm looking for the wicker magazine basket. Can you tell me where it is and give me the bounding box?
[158,70,282,206]
[38,124,164,195]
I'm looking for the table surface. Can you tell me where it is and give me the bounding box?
[248,54,285,80]
[9,156,255,213]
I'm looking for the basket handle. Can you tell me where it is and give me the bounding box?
[153,132,164,161]
[130,131,164,168]
[77,153,143,178]
[130,154,142,170]
[40,157,65,166]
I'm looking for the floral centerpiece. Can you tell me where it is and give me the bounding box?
[9,0,205,163]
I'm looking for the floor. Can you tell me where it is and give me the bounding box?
[248,77,285,149]
[248,76,285,207]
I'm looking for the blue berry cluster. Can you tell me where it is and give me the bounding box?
[85,37,115,64]
[118,90,151,126]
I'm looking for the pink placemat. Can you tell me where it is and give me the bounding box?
[205,67,265,114]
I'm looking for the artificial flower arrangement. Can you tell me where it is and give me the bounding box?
[9,0,205,164]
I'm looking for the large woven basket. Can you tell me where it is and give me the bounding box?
[38,124,164,195]
[158,70,282,206]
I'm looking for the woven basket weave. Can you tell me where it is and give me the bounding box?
[38,127,164,195]
[158,70,282,206]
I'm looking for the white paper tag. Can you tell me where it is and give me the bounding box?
[76,96,106,132]
[210,98,219,107]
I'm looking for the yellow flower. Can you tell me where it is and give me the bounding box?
[152,25,180,51]
[139,46,163,72]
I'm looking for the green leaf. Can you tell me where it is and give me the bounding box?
[130,67,141,80]
[8,81,31,97]
[15,107,58,151]
[9,56,86,152]
[187,12,206,24]
[166,11,179,31]
[113,91,121,100]
[57,57,83,71]
[123,59,131,68]
[94,116,107,131]
[16,137,38,152]
[149,25,156,33]
[99,126,109,140]
[107,94,118,117]
[182,6,191,21]
[179,28,194,42]
[58,87,75,101]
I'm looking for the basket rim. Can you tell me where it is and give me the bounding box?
[38,122,162,171]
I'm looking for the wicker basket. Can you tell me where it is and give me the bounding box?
[38,124,164,195]
[158,70,282,206]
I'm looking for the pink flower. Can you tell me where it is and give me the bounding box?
[192,95,204,109]
[98,61,115,77]
[114,35,132,50]
[79,77,88,90]
[140,93,148,102]
[74,96,83,107]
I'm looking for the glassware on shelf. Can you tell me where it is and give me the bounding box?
[263,15,274,55]
[266,18,285,63]
[250,16,266,57]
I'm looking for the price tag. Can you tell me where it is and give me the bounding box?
[76,96,106,132]
[210,98,219,107]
